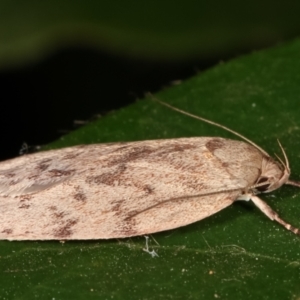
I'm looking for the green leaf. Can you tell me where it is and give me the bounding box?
[1,39,300,299]
[1,0,300,68]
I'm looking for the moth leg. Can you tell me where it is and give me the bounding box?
[249,194,300,236]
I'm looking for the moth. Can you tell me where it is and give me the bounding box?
[0,100,299,240]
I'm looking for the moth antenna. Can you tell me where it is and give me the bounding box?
[275,154,284,166]
[275,140,300,188]
[276,139,290,173]
[151,96,269,157]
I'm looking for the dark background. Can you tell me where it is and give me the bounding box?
[0,48,217,161]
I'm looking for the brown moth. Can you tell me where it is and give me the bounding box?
[0,100,299,240]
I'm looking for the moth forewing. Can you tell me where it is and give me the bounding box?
[0,138,262,240]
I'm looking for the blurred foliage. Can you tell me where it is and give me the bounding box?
[1,0,300,68]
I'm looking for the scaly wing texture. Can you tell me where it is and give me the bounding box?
[0,137,264,240]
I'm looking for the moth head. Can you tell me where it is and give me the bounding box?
[254,140,290,194]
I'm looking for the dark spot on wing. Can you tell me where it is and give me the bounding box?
[74,192,87,201]
[3,172,16,178]
[53,211,66,219]
[53,219,78,238]
[1,228,13,234]
[107,146,154,166]
[143,185,154,195]
[86,165,126,186]
[63,151,83,160]
[48,206,58,211]
[35,158,52,171]
[8,179,20,186]
[48,169,75,177]
[206,138,225,153]
[18,204,30,209]
[155,143,197,159]
[112,210,139,237]
[111,199,125,214]
[20,194,33,201]
[36,163,50,171]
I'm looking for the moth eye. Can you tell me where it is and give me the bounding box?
[255,177,270,192]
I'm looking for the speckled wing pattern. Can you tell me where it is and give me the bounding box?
[0,137,264,240]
